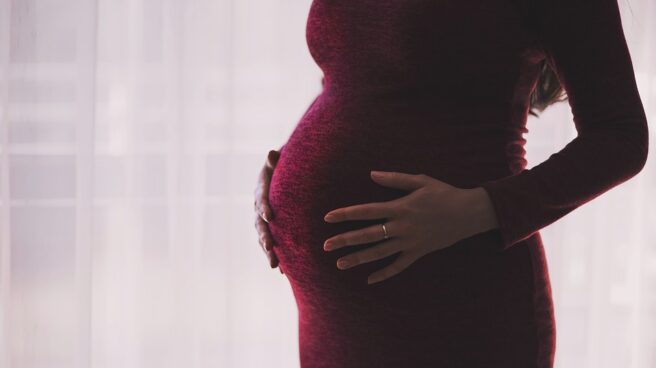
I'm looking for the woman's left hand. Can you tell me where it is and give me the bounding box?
[323,170,497,285]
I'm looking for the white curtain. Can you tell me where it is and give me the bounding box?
[0,0,653,367]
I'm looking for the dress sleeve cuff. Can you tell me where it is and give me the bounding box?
[479,170,540,252]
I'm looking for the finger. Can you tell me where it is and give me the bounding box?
[266,149,281,169]
[254,164,269,199]
[367,251,419,285]
[255,216,276,251]
[335,238,404,270]
[254,171,273,223]
[254,150,280,222]
[324,221,399,251]
[324,200,397,223]
[255,230,279,268]
[269,251,279,268]
[260,204,272,223]
[370,171,430,192]
[254,200,271,223]
[262,245,279,268]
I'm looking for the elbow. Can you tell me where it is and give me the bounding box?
[632,147,648,178]
[629,118,649,177]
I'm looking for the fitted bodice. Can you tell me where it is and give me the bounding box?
[303,0,549,175]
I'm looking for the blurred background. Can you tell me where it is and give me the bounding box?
[0,0,654,367]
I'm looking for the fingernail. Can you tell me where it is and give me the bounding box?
[262,212,269,222]
[371,171,383,177]
[337,259,350,269]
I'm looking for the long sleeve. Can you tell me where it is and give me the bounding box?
[479,0,649,251]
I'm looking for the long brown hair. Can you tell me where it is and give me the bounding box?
[528,59,567,117]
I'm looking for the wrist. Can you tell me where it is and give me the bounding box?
[463,187,499,234]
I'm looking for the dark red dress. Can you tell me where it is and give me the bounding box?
[267,0,649,366]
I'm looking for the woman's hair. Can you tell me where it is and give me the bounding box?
[528,59,568,117]
[528,0,635,117]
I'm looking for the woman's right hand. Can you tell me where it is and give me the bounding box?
[253,148,283,273]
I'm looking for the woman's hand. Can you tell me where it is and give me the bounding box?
[253,149,284,273]
[323,171,498,285]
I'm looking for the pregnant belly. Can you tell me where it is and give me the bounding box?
[267,121,399,288]
[267,95,513,290]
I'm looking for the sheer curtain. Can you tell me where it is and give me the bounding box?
[0,0,653,367]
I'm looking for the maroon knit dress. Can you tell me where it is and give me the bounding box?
[267,0,649,367]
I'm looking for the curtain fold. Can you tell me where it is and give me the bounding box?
[0,0,654,367]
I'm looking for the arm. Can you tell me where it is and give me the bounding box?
[479,0,649,251]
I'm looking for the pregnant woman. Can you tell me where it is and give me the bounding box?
[253,0,649,366]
